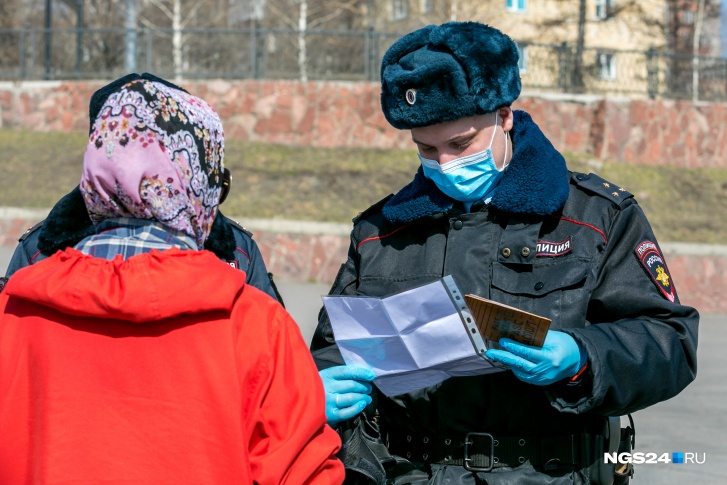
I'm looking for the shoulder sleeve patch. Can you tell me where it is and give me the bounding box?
[222,216,253,237]
[635,241,676,303]
[18,220,45,242]
[572,172,633,207]
[352,194,393,224]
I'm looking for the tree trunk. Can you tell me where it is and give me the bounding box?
[124,0,137,73]
[298,0,307,82]
[572,0,587,92]
[173,0,182,81]
[692,0,706,102]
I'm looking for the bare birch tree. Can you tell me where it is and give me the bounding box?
[263,0,362,81]
[692,0,706,101]
[143,0,204,80]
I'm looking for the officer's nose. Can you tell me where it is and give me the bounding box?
[438,152,458,166]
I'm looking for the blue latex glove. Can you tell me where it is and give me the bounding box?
[485,330,586,386]
[319,365,376,427]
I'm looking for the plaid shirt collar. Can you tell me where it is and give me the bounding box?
[74,218,198,261]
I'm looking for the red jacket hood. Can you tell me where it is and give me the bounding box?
[4,248,247,322]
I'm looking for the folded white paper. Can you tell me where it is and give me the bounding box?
[323,276,504,396]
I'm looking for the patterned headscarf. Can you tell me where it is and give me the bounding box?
[80,78,224,248]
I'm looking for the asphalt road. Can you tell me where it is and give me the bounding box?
[1,245,12,279]
[3,246,724,483]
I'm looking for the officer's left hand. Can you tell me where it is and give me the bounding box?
[485,330,586,386]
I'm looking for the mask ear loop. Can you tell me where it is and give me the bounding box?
[488,112,499,148]
[497,111,510,172]
[219,168,231,204]
[501,132,509,171]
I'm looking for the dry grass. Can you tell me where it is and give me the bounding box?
[1,129,726,243]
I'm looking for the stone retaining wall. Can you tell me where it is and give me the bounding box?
[1,80,726,168]
[2,210,725,315]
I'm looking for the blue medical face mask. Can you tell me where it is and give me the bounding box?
[419,113,508,208]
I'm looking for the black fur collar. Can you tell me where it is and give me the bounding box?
[382,110,570,223]
[38,186,236,259]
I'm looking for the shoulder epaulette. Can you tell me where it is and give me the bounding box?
[571,172,633,207]
[223,216,253,237]
[352,194,393,224]
[18,220,45,242]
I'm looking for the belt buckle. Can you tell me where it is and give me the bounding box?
[463,432,494,472]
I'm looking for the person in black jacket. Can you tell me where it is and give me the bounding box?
[3,73,282,304]
[310,21,698,485]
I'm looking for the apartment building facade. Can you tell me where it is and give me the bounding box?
[362,0,722,96]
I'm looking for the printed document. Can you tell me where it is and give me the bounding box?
[323,277,505,396]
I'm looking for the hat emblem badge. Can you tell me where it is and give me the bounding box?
[405,89,417,105]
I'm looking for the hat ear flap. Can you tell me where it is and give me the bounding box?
[432,22,521,113]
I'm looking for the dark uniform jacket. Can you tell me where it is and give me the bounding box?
[3,187,283,304]
[310,111,698,484]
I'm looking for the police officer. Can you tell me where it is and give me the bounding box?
[310,22,698,484]
[3,73,282,304]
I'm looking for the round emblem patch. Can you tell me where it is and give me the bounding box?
[405,88,417,105]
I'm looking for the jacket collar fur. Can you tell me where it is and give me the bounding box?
[382,110,569,224]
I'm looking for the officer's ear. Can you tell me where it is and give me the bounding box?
[498,106,514,133]
[220,168,231,204]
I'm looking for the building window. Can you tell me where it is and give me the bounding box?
[421,0,434,14]
[506,0,526,13]
[595,0,615,20]
[596,52,617,80]
[517,44,529,73]
[391,0,409,20]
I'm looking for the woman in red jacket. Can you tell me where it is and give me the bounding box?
[0,75,344,484]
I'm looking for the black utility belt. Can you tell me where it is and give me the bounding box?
[389,432,588,472]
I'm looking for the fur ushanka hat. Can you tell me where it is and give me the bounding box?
[380,21,521,130]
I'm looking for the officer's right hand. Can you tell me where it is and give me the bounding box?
[319,365,376,427]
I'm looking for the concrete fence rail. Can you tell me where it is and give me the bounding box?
[1,207,725,315]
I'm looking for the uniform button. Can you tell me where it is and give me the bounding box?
[534,282,544,291]
[521,247,531,257]
[501,248,511,258]
[453,220,464,230]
